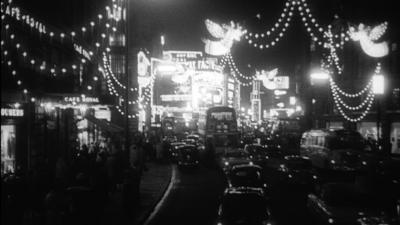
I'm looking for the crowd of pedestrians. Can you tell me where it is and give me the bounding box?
[1,131,164,225]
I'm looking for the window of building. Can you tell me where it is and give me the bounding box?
[1,125,16,175]
[109,33,126,47]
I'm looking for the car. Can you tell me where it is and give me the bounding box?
[219,150,252,173]
[277,155,319,188]
[243,144,270,164]
[182,138,197,146]
[186,134,201,142]
[217,187,271,225]
[176,145,200,168]
[226,164,268,191]
[307,182,399,225]
[300,129,368,172]
[169,142,186,161]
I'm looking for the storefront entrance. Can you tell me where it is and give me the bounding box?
[1,125,16,175]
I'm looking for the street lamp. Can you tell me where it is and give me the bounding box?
[372,74,385,143]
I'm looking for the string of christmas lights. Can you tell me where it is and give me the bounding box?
[330,79,375,122]
[99,53,140,118]
[1,52,32,98]
[219,53,255,86]
[328,63,381,122]
[244,0,296,49]
[1,0,123,62]
[2,29,91,77]
[296,0,325,45]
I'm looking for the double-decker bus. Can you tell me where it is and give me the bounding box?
[202,106,240,156]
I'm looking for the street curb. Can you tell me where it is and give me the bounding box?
[139,163,176,225]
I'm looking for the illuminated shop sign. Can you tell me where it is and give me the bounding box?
[274,76,289,89]
[2,4,47,33]
[193,72,224,86]
[74,44,91,60]
[161,95,192,102]
[163,51,203,62]
[1,108,24,117]
[64,96,99,103]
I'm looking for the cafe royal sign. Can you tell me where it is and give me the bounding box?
[63,96,99,103]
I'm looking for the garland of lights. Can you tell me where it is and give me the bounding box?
[219,53,255,87]
[1,50,98,104]
[330,79,375,122]
[100,53,141,118]
[244,0,296,49]
[1,0,123,61]
[244,0,328,50]
[2,54,31,98]
[2,30,91,77]
[296,0,325,44]
[328,63,381,122]
[243,0,355,51]
[321,27,351,74]
[330,77,373,98]
[103,52,136,92]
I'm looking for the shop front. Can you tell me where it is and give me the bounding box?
[1,103,27,175]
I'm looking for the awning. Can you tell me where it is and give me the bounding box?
[85,115,124,133]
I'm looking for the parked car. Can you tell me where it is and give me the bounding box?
[176,145,200,168]
[169,142,186,161]
[217,187,271,225]
[307,182,399,225]
[219,150,252,173]
[226,164,268,191]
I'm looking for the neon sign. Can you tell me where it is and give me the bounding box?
[1,108,24,117]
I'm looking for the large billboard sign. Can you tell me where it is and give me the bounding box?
[152,51,226,110]
[274,76,289,89]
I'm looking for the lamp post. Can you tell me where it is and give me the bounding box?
[372,74,385,144]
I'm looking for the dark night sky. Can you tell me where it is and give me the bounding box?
[12,0,400,107]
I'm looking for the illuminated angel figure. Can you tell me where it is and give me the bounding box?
[256,68,278,90]
[203,19,246,56]
[349,22,389,58]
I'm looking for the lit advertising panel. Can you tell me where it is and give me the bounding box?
[153,52,225,111]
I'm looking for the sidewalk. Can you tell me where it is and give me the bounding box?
[100,162,172,225]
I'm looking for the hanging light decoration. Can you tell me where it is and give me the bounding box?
[329,63,381,122]
[349,22,389,58]
[219,53,254,86]
[203,19,246,56]
[244,0,296,49]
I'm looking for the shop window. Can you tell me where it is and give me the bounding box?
[1,125,16,175]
